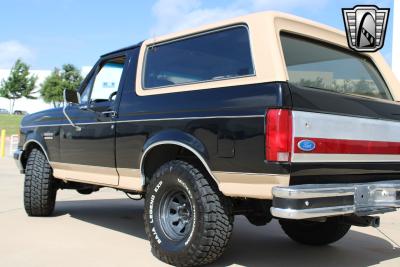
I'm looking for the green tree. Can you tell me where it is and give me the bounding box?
[0,59,37,113]
[40,68,63,108]
[41,64,83,107]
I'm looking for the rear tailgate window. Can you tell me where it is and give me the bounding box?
[280,33,392,100]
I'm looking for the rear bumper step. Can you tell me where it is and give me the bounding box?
[271,181,400,220]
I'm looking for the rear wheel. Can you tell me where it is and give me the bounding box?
[144,160,233,266]
[24,148,57,216]
[279,217,351,246]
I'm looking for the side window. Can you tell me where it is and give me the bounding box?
[280,33,392,100]
[90,57,125,103]
[143,26,254,89]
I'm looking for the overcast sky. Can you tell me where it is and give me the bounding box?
[0,0,394,70]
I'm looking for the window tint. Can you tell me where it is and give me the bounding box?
[280,34,392,100]
[144,26,254,89]
[90,57,125,102]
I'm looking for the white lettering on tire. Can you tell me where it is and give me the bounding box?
[154,180,163,192]
[149,194,155,223]
[177,178,196,246]
[152,227,162,244]
[149,194,162,244]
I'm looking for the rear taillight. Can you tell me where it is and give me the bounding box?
[265,109,292,162]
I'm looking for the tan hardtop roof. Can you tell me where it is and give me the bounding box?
[147,11,346,44]
[136,11,400,100]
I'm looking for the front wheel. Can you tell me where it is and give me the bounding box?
[279,217,351,246]
[144,160,233,266]
[24,148,57,216]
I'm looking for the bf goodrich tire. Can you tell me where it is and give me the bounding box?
[144,160,233,266]
[279,217,351,246]
[24,148,57,216]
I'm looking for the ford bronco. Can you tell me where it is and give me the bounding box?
[14,11,400,266]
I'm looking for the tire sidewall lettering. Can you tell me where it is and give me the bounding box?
[146,169,197,251]
[149,180,163,244]
[177,178,196,246]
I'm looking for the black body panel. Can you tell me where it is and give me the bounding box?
[115,49,292,173]
[18,47,400,187]
[19,48,293,178]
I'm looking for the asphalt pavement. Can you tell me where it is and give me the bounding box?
[1,155,400,267]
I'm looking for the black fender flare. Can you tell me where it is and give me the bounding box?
[22,132,50,162]
[139,129,217,186]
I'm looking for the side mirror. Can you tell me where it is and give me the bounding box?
[62,89,81,131]
[63,89,81,105]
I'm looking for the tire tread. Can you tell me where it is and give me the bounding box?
[24,148,57,216]
[144,160,233,266]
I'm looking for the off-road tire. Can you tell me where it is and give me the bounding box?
[279,217,351,246]
[144,160,233,266]
[24,148,57,216]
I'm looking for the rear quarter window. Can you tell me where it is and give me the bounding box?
[143,26,254,89]
[280,33,392,100]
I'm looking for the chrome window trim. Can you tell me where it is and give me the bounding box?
[142,24,256,90]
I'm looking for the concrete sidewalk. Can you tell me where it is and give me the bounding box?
[0,156,400,267]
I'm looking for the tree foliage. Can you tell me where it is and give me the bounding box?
[0,59,37,113]
[41,64,83,107]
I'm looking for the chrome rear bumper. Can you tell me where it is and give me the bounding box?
[271,181,400,220]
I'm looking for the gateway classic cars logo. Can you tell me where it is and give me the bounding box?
[342,5,390,52]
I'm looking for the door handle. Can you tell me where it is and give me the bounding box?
[79,105,89,110]
[101,110,117,117]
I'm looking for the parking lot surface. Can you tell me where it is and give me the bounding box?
[1,156,400,267]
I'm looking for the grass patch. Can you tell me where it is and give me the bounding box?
[0,114,23,136]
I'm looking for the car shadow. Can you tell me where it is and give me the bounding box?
[55,198,400,267]
[54,198,147,240]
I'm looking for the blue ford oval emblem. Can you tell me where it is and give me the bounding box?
[298,139,316,152]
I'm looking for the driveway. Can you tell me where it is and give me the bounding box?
[0,156,399,267]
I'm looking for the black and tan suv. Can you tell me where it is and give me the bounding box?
[14,11,400,266]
